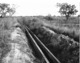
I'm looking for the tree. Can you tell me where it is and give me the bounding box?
[57,3,78,20]
[0,3,15,18]
[44,14,53,20]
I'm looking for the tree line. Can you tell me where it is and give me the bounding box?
[0,3,78,20]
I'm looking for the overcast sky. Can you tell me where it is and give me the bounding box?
[0,0,80,16]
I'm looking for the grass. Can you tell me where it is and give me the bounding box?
[20,16,79,63]
[30,26,79,63]
[0,17,19,62]
[0,16,79,63]
[22,16,79,41]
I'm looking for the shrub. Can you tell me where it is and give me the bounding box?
[44,14,53,20]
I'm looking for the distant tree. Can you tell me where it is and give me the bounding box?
[0,3,15,18]
[44,14,53,20]
[57,3,78,20]
[78,15,80,17]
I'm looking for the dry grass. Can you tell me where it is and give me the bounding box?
[0,16,79,63]
[22,16,79,42]
[0,17,19,62]
[21,16,79,63]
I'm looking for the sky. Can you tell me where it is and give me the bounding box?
[0,0,80,16]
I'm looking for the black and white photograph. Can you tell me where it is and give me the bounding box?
[0,0,79,63]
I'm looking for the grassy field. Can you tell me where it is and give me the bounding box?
[22,16,79,41]
[0,16,79,63]
[21,16,79,63]
[22,16,79,30]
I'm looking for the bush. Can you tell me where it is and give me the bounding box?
[44,14,53,20]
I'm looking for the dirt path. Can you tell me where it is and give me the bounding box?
[2,23,36,63]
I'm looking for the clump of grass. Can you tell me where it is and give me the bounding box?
[46,26,79,42]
